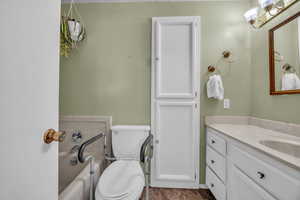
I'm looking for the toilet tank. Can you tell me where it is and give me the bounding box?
[111,125,150,161]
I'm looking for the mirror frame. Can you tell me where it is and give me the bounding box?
[269,11,300,95]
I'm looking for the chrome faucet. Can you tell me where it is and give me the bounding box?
[70,145,80,154]
[69,145,80,166]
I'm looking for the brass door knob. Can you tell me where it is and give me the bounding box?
[44,129,66,144]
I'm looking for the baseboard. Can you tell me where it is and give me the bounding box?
[198,184,208,189]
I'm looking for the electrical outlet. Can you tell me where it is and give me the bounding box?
[224,99,230,109]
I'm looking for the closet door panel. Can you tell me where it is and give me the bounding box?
[155,19,197,99]
[153,101,197,187]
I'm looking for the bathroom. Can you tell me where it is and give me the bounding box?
[0,0,299,200]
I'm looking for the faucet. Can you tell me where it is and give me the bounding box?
[70,145,80,154]
[69,145,80,166]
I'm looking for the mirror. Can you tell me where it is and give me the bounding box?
[269,11,300,95]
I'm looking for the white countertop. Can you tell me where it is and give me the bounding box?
[207,123,300,171]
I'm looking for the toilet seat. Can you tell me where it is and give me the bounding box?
[95,160,145,200]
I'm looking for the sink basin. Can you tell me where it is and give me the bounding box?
[259,140,300,158]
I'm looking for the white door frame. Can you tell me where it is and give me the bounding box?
[151,16,201,188]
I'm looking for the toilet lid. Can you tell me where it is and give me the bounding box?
[96,160,145,199]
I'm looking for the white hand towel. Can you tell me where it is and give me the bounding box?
[207,74,224,100]
[281,73,300,90]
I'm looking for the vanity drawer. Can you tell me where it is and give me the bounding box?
[206,146,226,182]
[228,145,300,200]
[207,128,226,156]
[206,167,226,200]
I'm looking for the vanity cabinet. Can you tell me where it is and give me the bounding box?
[206,129,227,200]
[206,127,300,200]
[227,162,276,200]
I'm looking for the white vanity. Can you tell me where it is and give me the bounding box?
[205,117,300,200]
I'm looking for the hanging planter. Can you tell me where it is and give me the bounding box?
[60,0,86,57]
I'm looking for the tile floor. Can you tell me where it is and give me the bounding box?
[141,188,216,200]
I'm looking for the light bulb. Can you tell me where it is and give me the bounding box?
[259,0,274,10]
[244,7,259,24]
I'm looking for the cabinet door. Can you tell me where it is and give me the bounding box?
[228,162,277,200]
[152,101,198,188]
[153,17,199,99]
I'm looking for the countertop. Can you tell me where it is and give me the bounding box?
[207,123,300,171]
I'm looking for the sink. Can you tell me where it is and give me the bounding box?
[259,140,300,158]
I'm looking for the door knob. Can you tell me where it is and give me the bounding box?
[44,129,66,144]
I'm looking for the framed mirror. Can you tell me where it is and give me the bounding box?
[269,11,300,95]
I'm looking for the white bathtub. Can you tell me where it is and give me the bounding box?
[59,152,103,200]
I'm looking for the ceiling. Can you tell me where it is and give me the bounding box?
[62,0,245,3]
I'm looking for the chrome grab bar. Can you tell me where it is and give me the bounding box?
[140,134,154,163]
[78,133,104,163]
[140,133,153,200]
[105,154,117,161]
[77,133,104,200]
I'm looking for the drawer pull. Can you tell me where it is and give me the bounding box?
[211,160,215,164]
[210,183,215,188]
[257,171,265,179]
[211,140,216,144]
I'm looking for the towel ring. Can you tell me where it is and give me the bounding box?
[208,65,216,73]
[207,50,234,75]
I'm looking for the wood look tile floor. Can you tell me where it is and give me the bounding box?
[140,188,216,200]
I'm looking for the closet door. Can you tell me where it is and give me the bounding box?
[151,17,200,188]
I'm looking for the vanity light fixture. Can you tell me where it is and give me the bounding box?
[243,0,298,28]
[244,7,259,26]
[260,0,285,16]
[259,0,275,12]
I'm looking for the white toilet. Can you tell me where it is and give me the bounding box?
[95,125,151,200]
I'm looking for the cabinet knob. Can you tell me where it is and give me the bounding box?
[257,171,265,179]
[211,160,215,164]
[210,183,214,188]
[211,140,215,144]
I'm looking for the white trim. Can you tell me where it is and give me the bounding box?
[59,115,112,133]
[62,0,247,4]
[199,184,208,189]
[60,115,112,123]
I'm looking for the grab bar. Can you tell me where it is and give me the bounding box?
[140,133,153,200]
[140,134,153,163]
[78,133,104,163]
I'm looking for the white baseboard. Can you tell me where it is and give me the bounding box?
[199,184,208,189]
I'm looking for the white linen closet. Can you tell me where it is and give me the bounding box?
[151,16,201,188]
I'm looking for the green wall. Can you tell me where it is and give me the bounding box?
[60,2,252,183]
[250,3,300,124]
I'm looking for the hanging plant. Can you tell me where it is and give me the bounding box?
[60,0,86,57]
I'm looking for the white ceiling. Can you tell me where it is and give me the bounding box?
[62,0,246,3]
